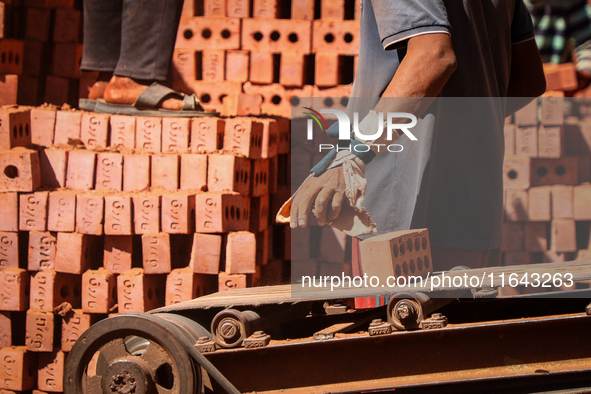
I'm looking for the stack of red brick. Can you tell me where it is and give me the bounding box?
[0,0,90,108]
[0,105,296,392]
[501,66,591,291]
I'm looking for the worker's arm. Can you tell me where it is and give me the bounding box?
[290,33,457,228]
[506,38,546,114]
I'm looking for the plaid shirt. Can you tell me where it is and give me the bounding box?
[525,0,591,72]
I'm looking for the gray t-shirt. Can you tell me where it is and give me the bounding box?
[350,0,535,249]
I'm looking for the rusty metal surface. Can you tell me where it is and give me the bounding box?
[204,313,591,393]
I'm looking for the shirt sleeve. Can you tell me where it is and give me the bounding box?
[511,0,535,44]
[371,0,451,50]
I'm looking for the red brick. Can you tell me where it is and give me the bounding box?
[66,150,96,190]
[190,117,224,153]
[542,250,567,263]
[503,156,530,189]
[574,184,591,220]
[515,126,538,157]
[79,72,98,100]
[109,115,135,149]
[531,157,578,186]
[258,119,278,160]
[538,123,564,159]
[224,118,264,158]
[0,346,37,391]
[249,52,274,84]
[54,110,82,145]
[252,0,275,17]
[249,195,269,233]
[162,118,190,153]
[95,152,123,191]
[55,232,92,274]
[26,308,54,352]
[165,267,217,305]
[22,39,48,76]
[255,229,269,266]
[501,222,524,252]
[136,117,162,152]
[0,109,31,150]
[312,20,359,54]
[172,49,197,85]
[579,122,591,153]
[245,83,313,118]
[0,268,28,311]
[189,233,222,274]
[195,192,248,232]
[117,268,160,313]
[0,193,17,231]
[180,153,207,191]
[551,219,577,252]
[250,159,270,197]
[317,52,344,87]
[504,190,529,222]
[161,193,195,234]
[80,112,109,149]
[261,259,283,285]
[503,251,530,266]
[19,191,48,231]
[52,7,80,42]
[62,310,96,352]
[551,185,574,219]
[151,154,179,191]
[38,350,65,392]
[0,232,18,270]
[544,62,577,91]
[578,154,590,183]
[30,270,80,311]
[528,186,551,221]
[26,0,76,7]
[25,7,51,41]
[207,154,251,194]
[280,52,306,87]
[204,0,226,16]
[291,0,314,20]
[218,271,246,291]
[540,95,564,125]
[28,231,56,271]
[227,0,250,18]
[51,43,82,78]
[321,0,344,19]
[221,93,263,117]
[30,108,56,147]
[44,75,74,106]
[225,231,256,274]
[525,222,548,252]
[181,0,200,16]
[242,19,312,53]
[202,49,225,81]
[103,235,133,274]
[123,154,150,191]
[514,99,538,126]
[176,17,240,50]
[133,194,160,234]
[0,75,18,106]
[225,50,249,82]
[142,233,172,274]
[47,191,76,232]
[0,312,10,348]
[75,194,103,235]
[0,148,41,192]
[187,81,242,112]
[39,148,67,189]
[104,196,133,235]
[82,268,115,314]
[504,124,515,156]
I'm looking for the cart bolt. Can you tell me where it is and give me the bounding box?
[432,313,446,321]
[253,331,266,337]
[395,301,416,321]
[369,319,384,327]
[219,319,240,341]
[586,304,591,315]
[196,337,209,344]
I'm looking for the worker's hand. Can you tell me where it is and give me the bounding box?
[290,166,347,228]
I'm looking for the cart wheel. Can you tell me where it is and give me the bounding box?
[64,313,202,394]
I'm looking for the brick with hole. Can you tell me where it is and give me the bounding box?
[250,195,270,233]
[82,268,116,314]
[0,232,18,270]
[38,350,65,392]
[104,195,133,235]
[96,152,123,191]
[161,192,195,234]
[222,93,263,117]
[142,233,172,274]
[75,193,104,235]
[19,191,48,231]
[162,118,190,152]
[28,231,56,271]
[62,310,97,352]
[117,268,161,313]
[136,117,162,152]
[249,52,274,84]
[165,267,217,305]
[190,117,224,153]
[0,109,31,150]
[312,20,359,54]
[250,159,270,197]
[176,17,240,50]
[133,194,160,234]
[55,232,93,274]
[103,235,133,274]
[0,40,24,75]
[80,112,109,149]
[109,115,135,148]
[0,346,37,391]
[39,148,67,189]
[180,153,207,191]
[0,148,41,192]
[531,157,578,186]
[503,156,531,189]
[195,192,249,233]
[544,62,578,91]
[257,119,278,159]
[0,312,10,348]
[0,193,17,231]
[224,118,264,159]
[47,191,76,232]
[30,269,80,311]
[218,271,247,291]
[25,308,54,352]
[30,108,56,147]
[0,268,29,311]
[187,80,242,113]
[189,233,222,274]
[123,154,150,191]
[242,18,312,53]
[225,231,256,274]
[53,110,82,145]
[207,154,251,194]
[66,150,96,190]
[151,154,180,191]
[202,49,225,81]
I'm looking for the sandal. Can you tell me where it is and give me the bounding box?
[79,98,98,111]
[94,82,218,117]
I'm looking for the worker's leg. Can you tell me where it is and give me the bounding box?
[431,247,501,272]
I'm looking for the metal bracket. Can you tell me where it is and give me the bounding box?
[420,313,448,330]
[244,331,271,348]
